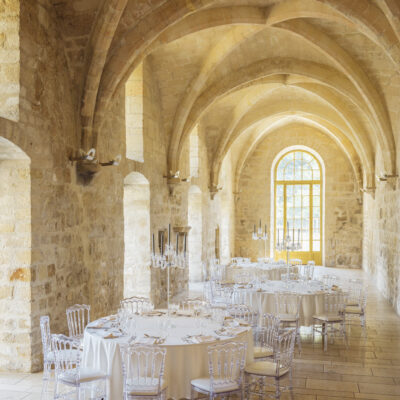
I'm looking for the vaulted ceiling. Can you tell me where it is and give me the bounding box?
[51,0,400,191]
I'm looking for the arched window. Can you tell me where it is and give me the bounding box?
[274,150,322,264]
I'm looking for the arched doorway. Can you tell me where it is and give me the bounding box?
[123,172,150,298]
[273,148,324,264]
[188,185,202,282]
[0,136,31,371]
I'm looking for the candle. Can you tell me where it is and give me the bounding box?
[161,233,164,256]
[152,233,155,255]
[292,227,294,242]
[259,219,261,229]
[277,228,280,245]
[264,224,267,235]
[184,233,187,255]
[254,224,256,234]
[297,229,300,244]
[168,224,171,245]
[287,221,289,232]
[176,233,179,255]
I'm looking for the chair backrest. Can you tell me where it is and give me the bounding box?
[274,328,296,371]
[40,315,51,357]
[207,341,247,391]
[324,291,346,315]
[290,259,302,266]
[121,297,153,315]
[275,293,302,318]
[120,344,166,393]
[51,334,81,378]
[300,264,314,280]
[228,304,258,327]
[322,274,338,287]
[254,315,280,352]
[66,304,90,338]
[180,299,204,312]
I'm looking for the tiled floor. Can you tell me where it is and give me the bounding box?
[1,267,400,399]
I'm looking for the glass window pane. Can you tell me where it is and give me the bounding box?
[313,241,320,251]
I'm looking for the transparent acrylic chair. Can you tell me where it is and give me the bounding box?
[274,293,302,352]
[180,299,205,313]
[66,304,91,341]
[299,264,315,280]
[191,341,247,399]
[245,328,296,399]
[120,297,153,315]
[52,334,107,400]
[119,344,167,399]
[40,316,54,396]
[345,283,368,334]
[228,304,258,328]
[312,291,347,351]
[253,313,281,360]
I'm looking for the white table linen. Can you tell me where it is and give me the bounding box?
[226,263,298,282]
[234,280,326,326]
[82,314,254,399]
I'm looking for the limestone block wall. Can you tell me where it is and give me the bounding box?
[363,148,400,314]
[235,125,362,268]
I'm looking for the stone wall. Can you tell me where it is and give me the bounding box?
[236,124,362,268]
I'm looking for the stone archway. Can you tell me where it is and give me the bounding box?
[188,185,202,282]
[123,172,150,298]
[0,136,31,371]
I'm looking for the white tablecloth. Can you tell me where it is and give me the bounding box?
[226,263,298,282]
[234,280,326,326]
[82,314,254,399]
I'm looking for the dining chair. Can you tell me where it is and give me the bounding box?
[344,284,368,334]
[120,344,167,399]
[191,341,247,399]
[253,314,280,360]
[52,334,107,400]
[121,296,153,315]
[244,328,296,399]
[66,304,91,341]
[274,293,302,352]
[228,304,258,328]
[299,263,315,280]
[312,291,347,351]
[40,316,54,396]
[180,299,205,313]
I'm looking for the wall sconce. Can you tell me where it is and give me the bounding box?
[70,148,121,184]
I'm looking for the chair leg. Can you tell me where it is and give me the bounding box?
[323,323,328,352]
[296,320,302,353]
[190,386,196,400]
[275,377,280,399]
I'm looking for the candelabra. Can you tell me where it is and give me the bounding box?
[252,220,268,259]
[151,225,188,315]
[275,223,301,282]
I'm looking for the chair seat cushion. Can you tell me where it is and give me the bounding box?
[346,301,359,307]
[313,313,343,322]
[253,346,274,359]
[191,378,239,393]
[126,378,167,396]
[278,313,298,322]
[59,367,107,384]
[245,361,289,377]
[345,306,363,314]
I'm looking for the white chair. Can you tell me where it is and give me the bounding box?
[40,316,54,396]
[205,281,232,306]
[66,304,90,341]
[52,334,107,399]
[312,291,347,351]
[345,284,368,333]
[253,314,280,360]
[274,293,302,352]
[191,341,247,399]
[121,296,153,315]
[322,274,339,288]
[180,299,205,313]
[120,344,167,399]
[228,304,258,328]
[245,328,296,399]
[299,263,315,280]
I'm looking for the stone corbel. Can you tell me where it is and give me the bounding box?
[360,186,375,198]
[164,171,190,196]
[209,183,222,200]
[233,191,241,203]
[376,174,398,190]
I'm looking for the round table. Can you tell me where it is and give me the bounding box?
[82,313,254,399]
[234,280,327,326]
[226,263,298,282]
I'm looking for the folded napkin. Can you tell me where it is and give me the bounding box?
[136,335,165,345]
[174,310,193,317]
[87,323,106,329]
[103,332,120,339]
[184,335,216,344]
